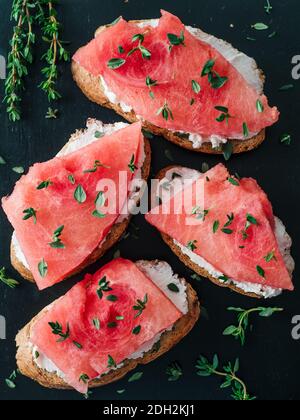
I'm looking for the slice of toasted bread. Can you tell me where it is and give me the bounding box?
[152,166,293,299]
[16,260,200,390]
[72,20,266,155]
[10,121,151,284]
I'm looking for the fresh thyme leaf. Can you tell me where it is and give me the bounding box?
[280,133,291,146]
[222,142,233,161]
[268,31,277,38]
[23,207,37,224]
[192,80,201,94]
[243,122,249,138]
[37,179,52,190]
[264,250,277,262]
[115,316,124,321]
[128,33,151,59]
[93,130,103,139]
[4,0,36,121]
[221,228,233,234]
[256,99,264,113]
[133,294,148,318]
[167,283,180,293]
[35,351,40,359]
[190,98,195,105]
[12,166,24,174]
[118,45,125,54]
[223,306,283,345]
[74,184,87,203]
[107,58,126,69]
[142,130,153,139]
[45,107,58,119]
[48,321,70,342]
[264,0,273,14]
[192,207,209,221]
[279,84,294,91]
[38,258,48,278]
[92,210,106,218]
[224,213,234,227]
[246,214,258,226]
[186,240,197,251]
[79,373,89,384]
[132,325,141,335]
[92,318,100,330]
[106,294,118,302]
[5,378,16,389]
[167,31,185,50]
[117,389,125,394]
[109,16,121,26]
[107,321,117,328]
[0,156,6,165]
[68,174,75,184]
[128,154,138,173]
[256,265,265,278]
[196,354,255,400]
[107,355,117,368]
[166,361,183,382]
[128,371,143,382]
[213,220,220,233]
[73,341,83,349]
[219,274,229,282]
[228,177,240,186]
[0,267,19,289]
[251,22,269,31]
[157,101,174,121]
[146,76,157,88]
[49,225,65,249]
[201,59,215,76]
[83,160,108,173]
[97,276,112,299]
[215,106,233,125]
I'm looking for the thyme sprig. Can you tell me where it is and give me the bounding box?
[4,0,36,121]
[196,354,255,400]
[0,267,19,288]
[223,306,283,345]
[39,1,70,101]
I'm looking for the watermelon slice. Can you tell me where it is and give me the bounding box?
[2,123,143,289]
[145,164,293,291]
[73,10,279,140]
[30,258,182,393]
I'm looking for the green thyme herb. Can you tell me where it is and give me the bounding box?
[106,294,118,302]
[132,325,141,335]
[192,80,201,94]
[280,133,291,146]
[83,160,108,173]
[38,258,48,277]
[223,306,283,345]
[228,177,240,186]
[157,101,174,121]
[0,156,6,165]
[196,354,255,400]
[215,106,233,125]
[79,373,89,384]
[39,1,70,101]
[166,362,183,382]
[5,370,18,389]
[127,33,151,59]
[133,294,148,318]
[222,142,233,161]
[37,179,52,190]
[167,283,180,293]
[107,355,117,368]
[201,59,228,89]
[213,220,220,233]
[167,31,185,50]
[243,122,249,138]
[256,99,264,113]
[128,371,143,382]
[264,0,273,14]
[256,265,265,278]
[264,250,277,262]
[23,207,37,224]
[12,166,24,174]
[0,267,19,288]
[74,184,87,203]
[251,23,269,31]
[49,225,65,249]
[45,107,58,119]
[192,207,209,221]
[187,240,197,251]
[48,321,70,342]
[92,318,100,330]
[107,58,126,69]
[97,276,112,299]
[128,154,138,173]
[68,174,75,184]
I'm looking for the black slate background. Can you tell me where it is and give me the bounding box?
[0,0,299,401]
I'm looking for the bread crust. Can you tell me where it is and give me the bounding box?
[153,166,263,299]
[15,260,200,390]
[72,20,267,155]
[10,124,151,284]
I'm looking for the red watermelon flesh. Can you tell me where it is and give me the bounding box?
[30,258,183,393]
[73,11,279,139]
[145,164,293,291]
[2,123,143,290]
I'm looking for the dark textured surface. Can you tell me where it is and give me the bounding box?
[0,0,299,401]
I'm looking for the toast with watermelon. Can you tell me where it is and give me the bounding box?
[72,10,279,155]
[145,164,295,299]
[16,259,200,393]
[2,120,151,290]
